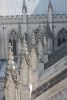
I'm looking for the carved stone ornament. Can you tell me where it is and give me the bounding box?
[7,43,19,85]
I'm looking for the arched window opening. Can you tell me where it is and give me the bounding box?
[9,39,12,46]
[13,39,16,56]
[62,34,65,43]
[58,28,67,46]
[25,32,27,41]
[58,37,61,46]
[9,30,18,57]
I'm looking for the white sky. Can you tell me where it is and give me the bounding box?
[0,0,39,16]
[0,0,67,16]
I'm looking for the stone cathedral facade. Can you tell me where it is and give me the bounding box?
[0,0,67,100]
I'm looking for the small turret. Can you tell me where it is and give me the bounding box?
[22,0,27,36]
[48,0,53,31]
[22,0,27,13]
[48,0,53,12]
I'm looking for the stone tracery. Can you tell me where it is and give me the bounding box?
[9,29,18,57]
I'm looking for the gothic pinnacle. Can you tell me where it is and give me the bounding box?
[22,33,28,56]
[22,0,27,13]
[48,0,53,11]
[8,43,15,67]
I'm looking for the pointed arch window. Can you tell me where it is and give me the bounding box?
[25,32,27,41]
[9,30,18,56]
[13,39,16,56]
[58,28,67,46]
[9,39,12,46]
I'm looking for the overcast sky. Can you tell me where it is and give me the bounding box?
[0,0,67,16]
[0,0,39,16]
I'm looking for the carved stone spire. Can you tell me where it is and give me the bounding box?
[22,0,27,13]
[8,43,15,68]
[22,33,28,56]
[30,31,38,90]
[5,44,19,100]
[19,33,29,86]
[8,43,19,84]
[48,0,53,12]
[48,0,53,32]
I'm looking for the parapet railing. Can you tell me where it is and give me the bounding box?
[32,68,67,99]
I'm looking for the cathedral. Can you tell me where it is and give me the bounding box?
[0,0,67,100]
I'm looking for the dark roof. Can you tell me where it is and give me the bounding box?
[44,43,67,70]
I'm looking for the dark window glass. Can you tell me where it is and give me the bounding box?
[13,39,16,56]
[9,39,12,46]
[58,28,67,46]
[62,35,65,43]
[58,37,61,46]
[25,32,27,41]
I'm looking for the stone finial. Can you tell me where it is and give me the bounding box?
[22,0,27,13]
